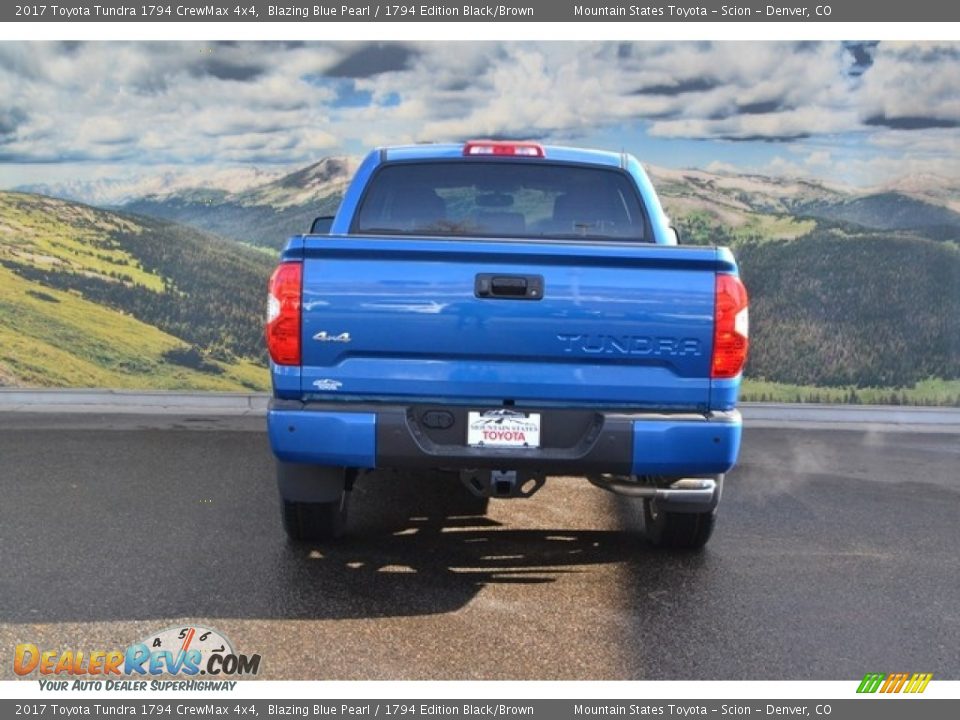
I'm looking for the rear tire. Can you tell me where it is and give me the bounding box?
[281,493,350,542]
[642,498,716,550]
[277,462,350,542]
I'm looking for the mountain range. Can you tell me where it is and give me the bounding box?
[3,157,959,398]
[120,161,960,247]
[16,166,288,208]
[116,157,357,250]
[645,166,960,242]
[18,157,960,248]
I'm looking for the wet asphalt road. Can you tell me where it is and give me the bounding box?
[0,413,957,681]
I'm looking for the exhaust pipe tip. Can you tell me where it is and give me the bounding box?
[588,474,723,513]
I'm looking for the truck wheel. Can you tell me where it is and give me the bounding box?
[277,462,350,541]
[282,494,349,542]
[642,498,715,550]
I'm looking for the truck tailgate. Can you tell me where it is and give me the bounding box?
[295,235,733,410]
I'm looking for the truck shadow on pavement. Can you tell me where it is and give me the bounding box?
[262,472,656,619]
[1,459,704,624]
[262,470,699,621]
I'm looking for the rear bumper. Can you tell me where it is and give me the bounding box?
[267,400,742,477]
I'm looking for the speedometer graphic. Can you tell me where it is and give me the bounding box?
[138,625,233,674]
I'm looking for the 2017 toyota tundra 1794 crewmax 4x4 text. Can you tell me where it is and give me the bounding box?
[265,141,749,550]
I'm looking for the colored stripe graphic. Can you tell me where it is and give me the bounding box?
[857,673,885,693]
[857,672,932,693]
[905,673,934,693]
[885,672,908,693]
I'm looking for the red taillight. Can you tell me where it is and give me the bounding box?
[711,274,749,379]
[266,262,302,366]
[463,140,545,158]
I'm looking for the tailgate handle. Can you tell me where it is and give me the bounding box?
[475,274,544,300]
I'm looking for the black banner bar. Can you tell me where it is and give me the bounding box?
[4,0,960,23]
[2,699,959,719]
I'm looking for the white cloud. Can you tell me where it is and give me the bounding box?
[858,43,960,126]
[2,41,960,189]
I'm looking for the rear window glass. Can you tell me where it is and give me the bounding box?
[354,161,649,241]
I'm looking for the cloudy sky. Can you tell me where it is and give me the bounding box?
[1,40,959,193]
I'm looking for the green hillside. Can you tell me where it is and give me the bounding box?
[0,192,271,390]
[737,230,960,388]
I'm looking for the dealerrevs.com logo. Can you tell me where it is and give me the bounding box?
[14,626,261,690]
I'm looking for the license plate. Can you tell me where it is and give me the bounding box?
[467,410,541,448]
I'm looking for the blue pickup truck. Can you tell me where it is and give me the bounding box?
[266,141,748,550]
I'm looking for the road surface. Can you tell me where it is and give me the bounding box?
[0,403,957,680]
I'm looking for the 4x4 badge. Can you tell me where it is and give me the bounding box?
[313,331,351,343]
